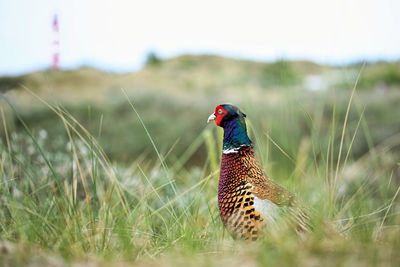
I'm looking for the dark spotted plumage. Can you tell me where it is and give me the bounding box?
[208,104,311,241]
[218,146,265,240]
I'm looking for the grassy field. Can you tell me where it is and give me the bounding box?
[0,55,399,266]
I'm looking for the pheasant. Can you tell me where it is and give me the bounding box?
[207,104,311,241]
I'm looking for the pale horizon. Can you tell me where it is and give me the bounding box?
[1,0,399,75]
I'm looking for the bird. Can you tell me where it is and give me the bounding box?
[207,104,311,241]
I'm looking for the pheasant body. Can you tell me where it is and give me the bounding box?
[208,104,310,240]
[218,146,265,240]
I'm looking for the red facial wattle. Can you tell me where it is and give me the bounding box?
[214,106,228,126]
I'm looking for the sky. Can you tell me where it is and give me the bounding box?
[0,0,399,75]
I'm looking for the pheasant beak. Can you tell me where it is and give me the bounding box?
[207,113,216,123]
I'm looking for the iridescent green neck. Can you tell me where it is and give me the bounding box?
[222,117,252,153]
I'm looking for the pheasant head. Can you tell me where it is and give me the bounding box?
[207,104,252,153]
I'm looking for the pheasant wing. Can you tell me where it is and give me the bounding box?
[241,149,312,232]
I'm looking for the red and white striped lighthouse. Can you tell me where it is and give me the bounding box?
[52,14,60,69]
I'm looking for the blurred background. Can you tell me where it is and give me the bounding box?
[0,1,400,265]
[1,0,399,166]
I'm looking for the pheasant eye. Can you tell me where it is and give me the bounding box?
[218,109,224,115]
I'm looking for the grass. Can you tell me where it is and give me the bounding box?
[0,57,400,266]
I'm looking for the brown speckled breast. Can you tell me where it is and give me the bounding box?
[218,146,303,240]
[218,146,265,241]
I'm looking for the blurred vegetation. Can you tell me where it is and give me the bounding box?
[0,75,26,92]
[359,61,400,88]
[261,59,300,87]
[145,51,162,67]
[0,55,399,266]
[1,56,399,166]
